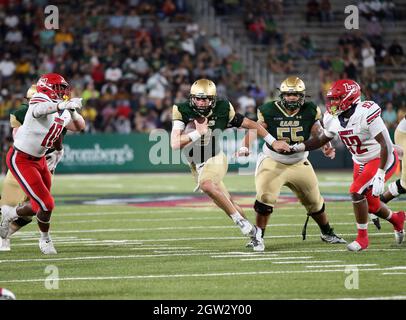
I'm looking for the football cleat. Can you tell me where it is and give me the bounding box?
[320,228,347,244]
[392,211,405,244]
[39,239,57,255]
[246,227,265,252]
[395,230,405,245]
[369,213,381,230]
[235,218,255,236]
[0,238,11,251]
[0,288,16,300]
[252,227,265,252]
[347,237,368,252]
[0,205,16,239]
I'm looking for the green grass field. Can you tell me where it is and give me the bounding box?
[0,171,405,300]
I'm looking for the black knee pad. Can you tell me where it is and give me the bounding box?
[14,217,33,227]
[308,203,325,217]
[254,200,273,216]
[396,179,406,194]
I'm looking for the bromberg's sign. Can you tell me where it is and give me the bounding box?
[62,144,134,166]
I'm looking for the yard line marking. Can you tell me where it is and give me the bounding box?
[212,254,279,258]
[240,256,312,261]
[55,217,225,224]
[13,227,397,237]
[337,295,406,300]
[272,260,342,264]
[382,272,406,275]
[306,264,377,268]
[0,252,223,264]
[2,267,406,284]
[154,249,216,253]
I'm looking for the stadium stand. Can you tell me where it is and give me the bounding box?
[0,0,405,173]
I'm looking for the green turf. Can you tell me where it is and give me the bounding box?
[0,172,405,300]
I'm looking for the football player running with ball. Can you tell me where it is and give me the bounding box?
[171,79,290,243]
[0,85,66,251]
[291,79,405,251]
[0,73,85,255]
[239,76,346,252]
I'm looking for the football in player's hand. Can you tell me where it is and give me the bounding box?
[185,117,206,133]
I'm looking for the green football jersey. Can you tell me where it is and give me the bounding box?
[258,100,321,147]
[10,103,29,128]
[172,99,237,164]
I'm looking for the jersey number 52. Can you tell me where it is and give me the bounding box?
[340,135,368,155]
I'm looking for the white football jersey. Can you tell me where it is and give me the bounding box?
[14,92,72,157]
[323,101,388,164]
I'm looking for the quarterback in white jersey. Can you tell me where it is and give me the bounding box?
[0,73,85,255]
[291,79,405,251]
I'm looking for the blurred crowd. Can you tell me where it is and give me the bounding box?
[0,0,264,137]
[213,0,406,136]
[0,0,405,139]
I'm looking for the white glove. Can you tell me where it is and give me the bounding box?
[371,168,385,197]
[57,98,82,111]
[290,143,306,153]
[237,146,250,157]
[45,149,64,173]
[69,98,83,109]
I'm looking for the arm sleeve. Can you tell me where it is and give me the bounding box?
[229,113,245,128]
[322,112,337,138]
[31,101,59,118]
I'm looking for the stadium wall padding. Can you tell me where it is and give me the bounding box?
[57,132,354,173]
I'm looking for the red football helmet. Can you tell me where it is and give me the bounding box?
[326,79,361,116]
[36,73,71,101]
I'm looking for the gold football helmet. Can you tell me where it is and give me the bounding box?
[190,79,217,116]
[25,85,37,99]
[279,76,306,111]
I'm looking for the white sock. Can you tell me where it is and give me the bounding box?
[40,232,50,240]
[8,207,18,220]
[230,212,244,223]
[385,211,393,221]
[357,223,368,230]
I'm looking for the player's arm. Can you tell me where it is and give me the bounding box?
[170,105,208,150]
[310,120,335,159]
[31,97,82,118]
[230,103,290,153]
[239,108,268,155]
[371,128,394,196]
[65,110,86,132]
[292,129,333,152]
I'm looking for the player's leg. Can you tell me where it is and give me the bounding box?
[0,171,32,251]
[288,160,346,244]
[197,153,255,237]
[250,157,283,251]
[2,149,56,254]
[381,130,406,203]
[217,182,246,218]
[346,162,371,251]
[365,152,405,244]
